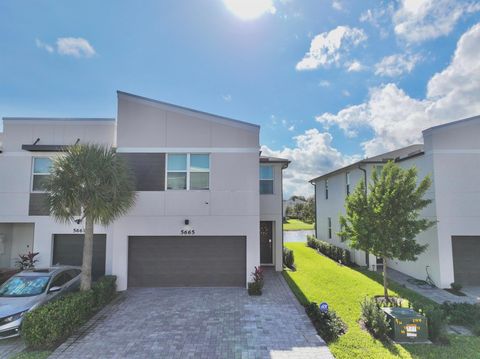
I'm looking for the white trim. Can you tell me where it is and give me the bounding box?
[31,157,52,193]
[117,147,258,154]
[425,149,480,155]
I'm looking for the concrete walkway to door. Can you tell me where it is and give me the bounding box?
[49,269,333,359]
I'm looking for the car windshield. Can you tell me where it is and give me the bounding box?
[0,276,50,297]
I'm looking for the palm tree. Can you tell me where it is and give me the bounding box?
[46,144,136,291]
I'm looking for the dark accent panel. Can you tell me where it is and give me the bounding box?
[52,234,106,281]
[260,221,273,264]
[119,153,165,191]
[29,193,50,216]
[22,144,69,152]
[452,236,480,286]
[128,236,246,287]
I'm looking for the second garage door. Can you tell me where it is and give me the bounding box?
[128,236,246,287]
[452,236,480,286]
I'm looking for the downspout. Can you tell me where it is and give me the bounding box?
[358,165,370,269]
[310,180,317,239]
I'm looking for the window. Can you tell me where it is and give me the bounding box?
[32,157,52,192]
[325,179,329,199]
[260,165,274,194]
[375,165,383,177]
[50,273,69,288]
[167,154,187,190]
[190,154,210,190]
[328,217,332,239]
[346,171,351,196]
[166,154,210,190]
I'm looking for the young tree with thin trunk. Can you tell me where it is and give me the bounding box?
[46,144,136,291]
[339,161,435,300]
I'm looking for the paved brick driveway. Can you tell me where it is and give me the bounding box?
[50,269,333,359]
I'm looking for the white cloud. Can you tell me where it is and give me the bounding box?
[342,90,351,97]
[332,1,343,11]
[222,94,232,102]
[56,37,96,58]
[315,23,480,156]
[394,0,480,43]
[374,53,422,77]
[359,3,394,38]
[35,37,96,58]
[346,60,367,72]
[319,80,331,87]
[35,38,54,53]
[262,129,360,197]
[296,26,367,71]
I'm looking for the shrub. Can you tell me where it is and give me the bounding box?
[22,291,94,349]
[424,306,449,344]
[440,302,480,331]
[247,267,264,296]
[92,275,117,309]
[305,302,347,342]
[360,297,390,341]
[283,248,295,270]
[306,235,351,265]
[450,282,463,292]
[22,276,117,349]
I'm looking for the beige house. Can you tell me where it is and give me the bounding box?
[0,91,289,291]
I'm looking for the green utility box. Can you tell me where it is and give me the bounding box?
[382,307,429,343]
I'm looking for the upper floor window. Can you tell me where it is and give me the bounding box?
[325,179,329,200]
[166,153,209,190]
[32,157,52,192]
[260,165,274,194]
[346,171,351,196]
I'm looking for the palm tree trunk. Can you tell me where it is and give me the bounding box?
[383,257,388,301]
[80,216,94,291]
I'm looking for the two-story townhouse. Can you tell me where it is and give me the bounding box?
[0,91,289,291]
[310,115,480,289]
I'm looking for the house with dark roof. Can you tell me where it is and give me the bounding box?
[310,116,480,290]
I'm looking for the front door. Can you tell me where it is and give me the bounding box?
[260,221,273,264]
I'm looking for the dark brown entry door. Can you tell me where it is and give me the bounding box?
[260,221,273,264]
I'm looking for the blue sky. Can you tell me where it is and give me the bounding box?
[1,0,479,196]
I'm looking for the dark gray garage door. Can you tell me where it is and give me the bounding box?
[128,236,246,287]
[452,236,480,286]
[52,234,106,281]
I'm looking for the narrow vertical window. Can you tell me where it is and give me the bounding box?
[375,165,383,177]
[328,217,332,239]
[32,157,52,192]
[325,179,329,200]
[190,154,210,190]
[260,165,274,194]
[346,171,350,196]
[167,154,187,190]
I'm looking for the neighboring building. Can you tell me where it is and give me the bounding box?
[283,196,307,218]
[0,91,289,291]
[310,116,480,289]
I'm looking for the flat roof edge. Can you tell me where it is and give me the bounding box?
[3,117,115,122]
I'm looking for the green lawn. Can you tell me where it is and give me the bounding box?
[283,219,315,231]
[10,351,52,359]
[283,243,480,359]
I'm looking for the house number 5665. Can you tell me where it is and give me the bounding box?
[181,229,195,235]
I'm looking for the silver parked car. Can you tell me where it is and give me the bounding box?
[0,266,81,339]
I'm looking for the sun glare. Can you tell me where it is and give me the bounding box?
[223,0,276,20]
